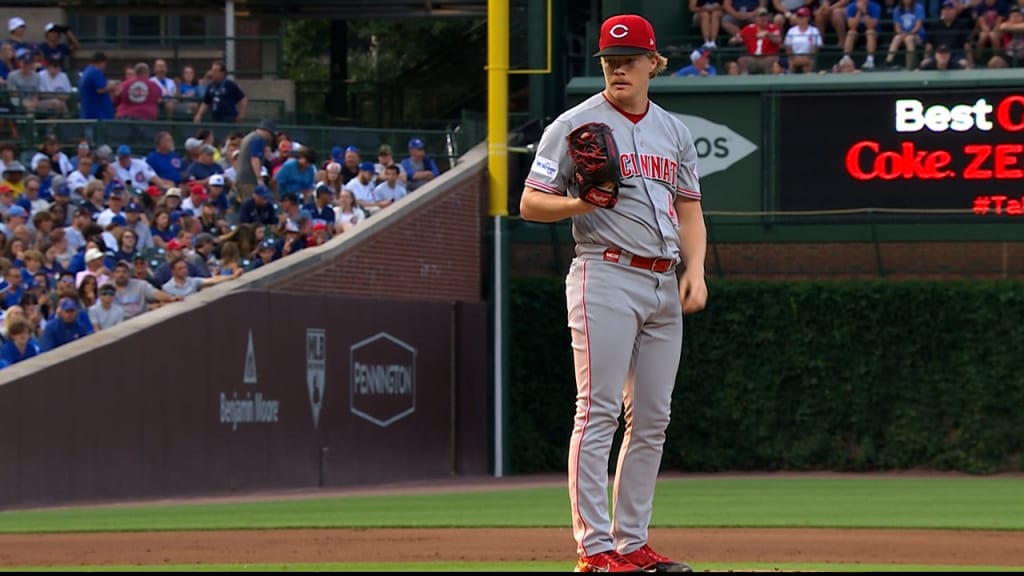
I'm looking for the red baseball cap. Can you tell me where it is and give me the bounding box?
[594,14,657,57]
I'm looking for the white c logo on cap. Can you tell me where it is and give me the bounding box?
[610,24,629,38]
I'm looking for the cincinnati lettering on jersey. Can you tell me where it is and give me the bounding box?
[619,153,677,187]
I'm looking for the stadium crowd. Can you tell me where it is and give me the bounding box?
[679,0,1024,74]
[0,128,442,366]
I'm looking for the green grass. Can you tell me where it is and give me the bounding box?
[1,478,1023,534]
[2,562,1020,572]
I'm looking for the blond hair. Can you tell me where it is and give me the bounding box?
[652,52,668,78]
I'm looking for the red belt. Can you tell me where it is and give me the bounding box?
[602,248,675,273]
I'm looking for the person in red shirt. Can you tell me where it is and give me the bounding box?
[113,62,162,121]
[729,7,783,74]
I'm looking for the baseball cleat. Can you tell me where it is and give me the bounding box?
[621,544,693,573]
[575,550,645,572]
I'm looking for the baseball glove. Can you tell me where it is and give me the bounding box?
[566,122,622,209]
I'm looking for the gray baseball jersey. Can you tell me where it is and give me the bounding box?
[524,91,702,560]
[524,92,701,261]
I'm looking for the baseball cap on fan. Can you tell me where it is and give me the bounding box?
[593,14,658,57]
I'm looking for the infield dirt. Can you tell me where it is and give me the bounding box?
[1,527,1023,567]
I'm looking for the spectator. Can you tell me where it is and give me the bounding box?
[1001,6,1024,61]
[729,7,783,73]
[63,206,89,253]
[785,6,824,72]
[400,139,440,192]
[36,57,71,115]
[219,132,242,169]
[69,140,92,174]
[0,142,16,176]
[722,0,768,37]
[88,281,124,331]
[145,131,185,186]
[818,0,852,48]
[65,157,94,199]
[923,1,972,68]
[0,304,25,342]
[150,58,176,116]
[1,162,25,196]
[176,64,204,116]
[20,177,49,216]
[32,135,74,177]
[0,318,39,365]
[78,52,116,122]
[193,61,247,124]
[7,17,29,53]
[184,145,224,185]
[6,51,41,114]
[920,42,964,67]
[3,265,25,308]
[343,162,377,208]
[114,144,173,190]
[318,162,344,195]
[152,239,201,285]
[334,188,366,234]
[673,48,718,76]
[217,241,244,275]
[39,297,92,352]
[233,119,275,202]
[79,180,105,220]
[121,202,151,250]
[38,22,79,68]
[843,0,882,68]
[338,146,361,183]
[1,206,27,241]
[0,44,13,85]
[113,227,138,263]
[274,147,317,198]
[188,233,217,277]
[114,62,163,121]
[251,238,278,268]
[374,144,407,184]
[693,0,726,48]
[307,220,329,248]
[975,0,1009,61]
[111,260,178,319]
[95,187,126,225]
[205,174,230,215]
[281,217,309,257]
[161,256,240,298]
[78,273,98,309]
[885,0,927,68]
[76,247,111,289]
[368,165,407,213]
[304,183,336,227]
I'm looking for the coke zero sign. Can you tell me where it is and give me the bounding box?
[779,90,1024,213]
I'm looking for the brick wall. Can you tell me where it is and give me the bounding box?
[513,241,1024,279]
[269,169,485,301]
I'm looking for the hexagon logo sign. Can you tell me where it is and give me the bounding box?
[350,332,417,427]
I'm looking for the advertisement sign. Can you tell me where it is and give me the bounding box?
[779,90,1024,215]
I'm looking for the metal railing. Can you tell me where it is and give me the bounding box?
[0,115,464,173]
[0,89,285,124]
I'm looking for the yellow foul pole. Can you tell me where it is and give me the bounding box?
[487,0,509,478]
[488,0,509,217]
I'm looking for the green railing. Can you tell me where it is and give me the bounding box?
[0,116,464,173]
[69,36,284,78]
